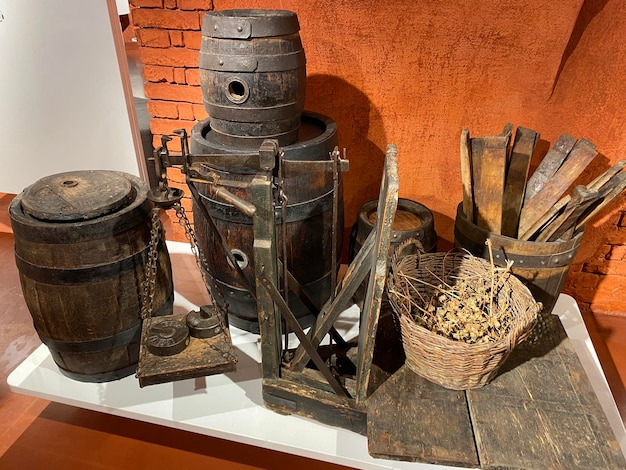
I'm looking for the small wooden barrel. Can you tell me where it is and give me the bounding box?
[9,171,173,382]
[350,198,437,260]
[190,112,340,333]
[199,9,306,148]
[454,203,582,315]
[350,198,437,307]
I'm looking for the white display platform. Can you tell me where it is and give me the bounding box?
[8,242,626,469]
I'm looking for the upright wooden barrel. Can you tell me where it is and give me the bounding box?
[190,112,341,333]
[9,171,173,382]
[350,198,437,307]
[350,198,438,260]
[199,9,306,148]
[454,204,582,315]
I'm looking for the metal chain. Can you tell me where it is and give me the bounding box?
[173,202,228,314]
[140,208,162,320]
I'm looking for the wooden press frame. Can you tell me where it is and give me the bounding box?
[251,144,399,434]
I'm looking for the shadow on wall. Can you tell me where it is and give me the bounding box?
[304,74,387,254]
[550,0,610,97]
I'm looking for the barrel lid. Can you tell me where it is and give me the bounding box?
[21,170,134,222]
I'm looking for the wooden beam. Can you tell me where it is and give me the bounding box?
[252,173,281,380]
[355,144,399,404]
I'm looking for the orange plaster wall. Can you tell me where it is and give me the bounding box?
[214,0,581,232]
[135,0,626,315]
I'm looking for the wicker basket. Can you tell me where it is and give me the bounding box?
[387,240,541,390]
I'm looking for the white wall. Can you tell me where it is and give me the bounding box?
[0,0,141,194]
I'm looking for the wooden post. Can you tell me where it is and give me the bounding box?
[355,144,399,404]
[252,172,281,380]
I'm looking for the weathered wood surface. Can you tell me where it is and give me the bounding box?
[519,139,597,236]
[535,185,598,242]
[136,311,237,387]
[471,134,510,234]
[575,172,626,230]
[523,133,577,204]
[468,314,625,469]
[355,144,399,404]
[367,312,626,468]
[501,127,539,237]
[368,364,480,467]
[460,128,474,222]
[519,194,571,240]
[252,173,281,380]
[263,377,367,435]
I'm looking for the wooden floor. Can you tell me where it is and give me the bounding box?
[2,188,626,469]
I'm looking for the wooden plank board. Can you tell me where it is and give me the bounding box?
[471,134,510,234]
[467,316,625,469]
[523,133,577,203]
[518,139,597,236]
[367,307,625,468]
[367,364,479,467]
[460,128,474,222]
[501,127,539,237]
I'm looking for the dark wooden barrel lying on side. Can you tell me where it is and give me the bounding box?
[190,112,341,333]
[454,203,582,315]
[350,198,437,307]
[9,171,173,382]
[199,9,306,148]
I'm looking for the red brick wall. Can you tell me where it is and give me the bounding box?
[129,0,212,237]
[130,0,626,317]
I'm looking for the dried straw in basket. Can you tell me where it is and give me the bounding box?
[387,239,541,390]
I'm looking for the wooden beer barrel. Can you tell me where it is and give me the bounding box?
[199,9,306,148]
[190,112,341,333]
[9,171,173,382]
[454,203,582,315]
[350,198,438,260]
[350,198,437,307]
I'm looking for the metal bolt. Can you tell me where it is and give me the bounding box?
[213,24,218,31]
[219,59,224,66]
[237,25,243,32]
